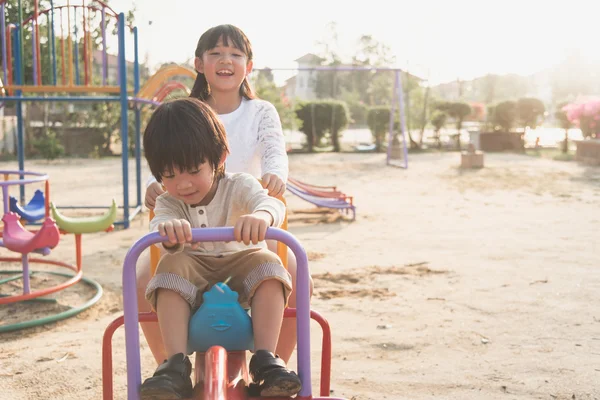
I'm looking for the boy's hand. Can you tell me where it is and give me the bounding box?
[234,211,273,245]
[157,219,199,249]
[145,182,165,210]
[261,173,286,198]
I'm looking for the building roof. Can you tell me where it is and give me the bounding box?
[294,53,324,64]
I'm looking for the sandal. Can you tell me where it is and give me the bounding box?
[248,350,302,397]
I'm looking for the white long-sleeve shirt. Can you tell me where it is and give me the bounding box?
[146,98,288,187]
[150,172,285,256]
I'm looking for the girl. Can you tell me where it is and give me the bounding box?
[140,24,313,366]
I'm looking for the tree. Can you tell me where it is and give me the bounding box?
[517,97,545,130]
[554,102,572,153]
[295,100,349,152]
[430,110,447,149]
[491,101,517,132]
[366,106,390,152]
[437,101,471,149]
[252,69,299,131]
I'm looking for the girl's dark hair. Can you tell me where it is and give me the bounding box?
[190,24,255,101]
[143,97,229,182]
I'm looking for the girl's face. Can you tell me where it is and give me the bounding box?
[195,37,253,95]
[161,161,218,206]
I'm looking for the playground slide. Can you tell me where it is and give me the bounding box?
[137,65,196,100]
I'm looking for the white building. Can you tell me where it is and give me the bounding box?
[283,53,323,101]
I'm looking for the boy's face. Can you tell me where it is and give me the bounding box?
[161,161,217,205]
[195,36,253,94]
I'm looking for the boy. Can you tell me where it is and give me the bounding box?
[140,97,301,399]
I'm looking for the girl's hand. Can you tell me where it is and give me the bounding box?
[234,211,273,245]
[145,182,165,210]
[157,219,199,249]
[261,173,286,198]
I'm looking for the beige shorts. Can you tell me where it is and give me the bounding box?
[145,248,292,310]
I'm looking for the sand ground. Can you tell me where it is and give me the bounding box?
[0,151,599,400]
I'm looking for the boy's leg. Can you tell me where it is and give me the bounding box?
[136,250,167,364]
[249,278,301,397]
[226,248,300,397]
[266,242,315,364]
[141,252,205,399]
[251,279,285,352]
[156,289,191,357]
[141,288,193,400]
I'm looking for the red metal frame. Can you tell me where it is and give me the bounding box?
[287,178,353,205]
[0,257,82,304]
[102,309,333,400]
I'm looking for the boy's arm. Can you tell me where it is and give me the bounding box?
[150,195,187,253]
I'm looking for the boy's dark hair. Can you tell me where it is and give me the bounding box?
[190,24,255,101]
[143,97,229,182]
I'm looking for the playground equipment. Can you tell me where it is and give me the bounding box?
[287,177,356,220]
[0,1,138,228]
[288,177,352,202]
[253,66,409,168]
[102,227,345,400]
[0,170,105,333]
[0,1,196,228]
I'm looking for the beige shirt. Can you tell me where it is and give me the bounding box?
[150,172,285,256]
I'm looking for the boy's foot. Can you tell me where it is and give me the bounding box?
[140,353,193,400]
[249,350,302,397]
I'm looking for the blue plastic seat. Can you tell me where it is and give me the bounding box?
[187,282,253,354]
[9,189,45,223]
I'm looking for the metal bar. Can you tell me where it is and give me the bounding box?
[22,253,30,294]
[133,27,141,208]
[1,4,7,85]
[73,7,79,85]
[0,95,119,101]
[51,0,57,85]
[101,7,107,85]
[117,13,129,229]
[1,84,122,93]
[34,0,42,84]
[397,70,409,169]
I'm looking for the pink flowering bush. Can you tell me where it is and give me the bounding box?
[562,98,600,138]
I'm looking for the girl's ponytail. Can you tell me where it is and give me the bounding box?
[190,73,209,101]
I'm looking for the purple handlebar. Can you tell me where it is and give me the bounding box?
[122,227,312,399]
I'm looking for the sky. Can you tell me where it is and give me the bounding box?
[115,0,599,85]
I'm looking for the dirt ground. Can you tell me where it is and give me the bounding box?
[0,151,599,400]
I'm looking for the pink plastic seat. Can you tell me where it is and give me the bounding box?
[2,212,60,254]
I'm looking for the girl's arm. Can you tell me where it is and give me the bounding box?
[257,101,289,183]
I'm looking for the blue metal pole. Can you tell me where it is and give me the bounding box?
[73,8,79,85]
[1,4,7,85]
[14,26,25,203]
[51,0,57,85]
[133,26,141,208]
[117,13,129,229]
